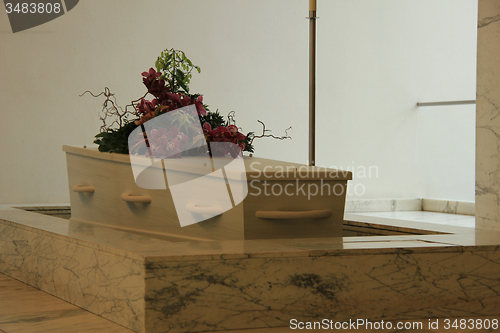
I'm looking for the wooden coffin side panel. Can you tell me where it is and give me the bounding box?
[243,179,346,240]
[65,152,244,241]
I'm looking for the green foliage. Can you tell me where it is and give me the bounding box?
[242,132,255,153]
[199,110,227,128]
[170,108,198,135]
[93,121,139,154]
[155,48,201,94]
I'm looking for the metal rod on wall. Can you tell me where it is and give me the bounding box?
[417,100,476,107]
[308,0,317,166]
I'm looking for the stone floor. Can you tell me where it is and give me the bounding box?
[0,272,133,333]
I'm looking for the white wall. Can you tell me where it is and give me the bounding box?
[0,0,477,205]
[315,0,477,201]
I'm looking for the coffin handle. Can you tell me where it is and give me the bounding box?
[121,193,152,204]
[186,203,224,215]
[255,209,332,220]
[72,185,95,193]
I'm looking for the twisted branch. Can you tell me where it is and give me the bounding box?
[249,120,292,145]
[227,111,237,126]
[80,87,146,132]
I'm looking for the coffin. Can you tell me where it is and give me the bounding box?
[63,145,352,241]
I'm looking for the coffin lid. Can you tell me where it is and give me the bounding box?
[62,145,352,181]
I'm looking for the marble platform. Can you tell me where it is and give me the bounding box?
[3,272,500,333]
[345,198,475,216]
[1,207,500,333]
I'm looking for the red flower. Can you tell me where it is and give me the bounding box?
[203,122,212,133]
[141,68,167,98]
[227,125,246,141]
[141,68,161,79]
[137,99,158,115]
[195,96,206,116]
[212,126,230,142]
[179,95,192,107]
[143,127,186,158]
[167,92,181,105]
[135,99,158,126]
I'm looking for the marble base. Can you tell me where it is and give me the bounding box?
[345,198,422,213]
[476,0,500,231]
[1,208,499,333]
[422,199,475,216]
[345,198,475,216]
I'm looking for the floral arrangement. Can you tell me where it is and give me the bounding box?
[85,48,290,158]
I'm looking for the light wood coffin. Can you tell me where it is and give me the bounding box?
[63,145,352,241]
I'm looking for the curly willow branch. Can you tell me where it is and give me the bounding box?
[80,87,144,132]
[227,111,236,126]
[249,120,292,145]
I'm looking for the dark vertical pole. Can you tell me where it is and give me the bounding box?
[309,9,317,166]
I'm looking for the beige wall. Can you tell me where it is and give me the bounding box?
[476,0,500,230]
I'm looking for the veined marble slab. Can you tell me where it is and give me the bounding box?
[0,218,145,331]
[345,198,475,216]
[347,211,476,229]
[476,0,500,231]
[0,208,499,333]
[422,199,475,216]
[345,198,422,213]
